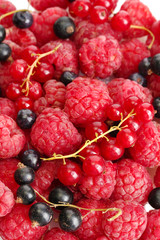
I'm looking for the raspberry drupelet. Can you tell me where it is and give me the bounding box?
[29,0,69,11]
[43,227,79,240]
[0,98,16,119]
[0,0,16,28]
[147,73,160,98]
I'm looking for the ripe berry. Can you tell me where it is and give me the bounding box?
[123,96,143,113]
[69,0,91,18]
[148,188,160,209]
[16,109,36,129]
[10,59,28,82]
[93,0,113,12]
[15,97,34,111]
[153,97,160,118]
[20,149,41,170]
[29,202,53,226]
[33,62,55,83]
[121,117,141,133]
[135,102,154,123]
[106,104,123,121]
[151,54,160,76]
[27,81,43,101]
[59,207,82,232]
[0,43,11,61]
[0,25,6,43]
[49,186,73,210]
[85,121,108,141]
[54,17,76,39]
[16,184,36,205]
[14,165,35,185]
[20,45,40,65]
[111,10,131,32]
[13,11,33,29]
[129,73,147,87]
[60,71,78,86]
[6,82,22,101]
[79,143,100,159]
[90,6,109,24]
[82,155,105,176]
[138,57,151,76]
[116,128,137,148]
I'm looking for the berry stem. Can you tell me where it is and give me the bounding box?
[130,25,155,49]
[42,110,136,162]
[0,9,30,21]
[20,44,62,96]
[34,189,122,221]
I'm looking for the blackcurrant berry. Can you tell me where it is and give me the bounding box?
[151,54,160,75]
[49,186,74,210]
[16,184,36,205]
[13,11,33,29]
[148,187,160,209]
[16,109,36,129]
[20,149,41,170]
[0,43,11,61]
[29,202,53,226]
[60,71,78,86]
[59,207,82,232]
[153,97,160,118]
[14,165,35,185]
[138,57,151,76]
[0,25,6,43]
[129,73,147,87]
[53,17,76,39]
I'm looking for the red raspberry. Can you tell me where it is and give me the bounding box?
[146,20,160,56]
[34,97,49,115]
[107,78,153,106]
[79,35,122,79]
[96,236,109,240]
[31,108,82,156]
[0,61,14,92]
[44,227,79,240]
[0,115,26,159]
[0,180,15,217]
[154,166,160,187]
[147,73,160,98]
[120,0,155,38]
[129,121,160,167]
[102,200,147,240]
[112,158,153,204]
[4,40,22,60]
[74,198,107,240]
[116,39,150,78]
[79,161,116,200]
[140,210,160,240]
[64,77,112,126]
[0,204,48,240]
[0,98,16,120]
[0,0,16,28]
[29,0,69,11]
[41,40,78,79]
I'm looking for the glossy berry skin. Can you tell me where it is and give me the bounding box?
[129,73,147,87]
[58,161,82,186]
[138,57,151,76]
[6,82,23,100]
[10,59,28,82]
[123,96,143,113]
[15,97,34,111]
[90,6,109,24]
[106,104,123,121]
[16,184,36,205]
[69,0,91,18]
[153,97,160,118]
[79,143,100,159]
[33,62,54,83]
[121,117,141,133]
[54,17,76,39]
[0,25,6,43]
[13,11,33,29]
[60,71,78,86]
[29,202,53,226]
[17,109,36,129]
[111,10,131,32]
[49,186,73,210]
[59,207,82,232]
[85,121,108,141]
[14,166,35,185]
[28,81,43,101]
[20,45,40,65]
[93,0,113,12]
[0,43,11,61]
[135,103,154,123]
[83,155,105,176]
[116,128,137,148]
[148,188,160,209]
[20,149,41,170]
[151,54,160,75]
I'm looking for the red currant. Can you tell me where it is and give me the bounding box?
[93,0,114,12]
[123,96,143,113]
[83,155,105,176]
[90,6,109,24]
[10,59,28,82]
[33,62,54,83]
[135,102,155,123]
[15,97,34,111]
[27,80,43,100]
[106,103,123,121]
[69,0,91,18]
[85,121,108,141]
[116,128,137,148]
[111,10,131,32]
[122,117,141,132]
[79,142,100,159]
[20,45,41,65]
[6,83,23,100]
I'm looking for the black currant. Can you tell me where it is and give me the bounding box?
[14,165,35,185]
[29,202,53,226]
[0,43,11,61]
[60,71,78,86]
[16,184,36,205]
[129,73,147,87]
[151,54,160,75]
[138,57,151,76]
[148,187,160,209]
[59,207,82,232]
[0,25,6,43]
[13,11,33,29]
[153,97,160,118]
[16,109,36,129]
[53,16,75,39]
[20,149,41,170]
[49,186,74,210]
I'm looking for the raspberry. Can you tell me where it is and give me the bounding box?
[146,20,160,56]
[116,39,151,78]
[154,166,160,187]
[0,114,26,159]
[33,97,49,115]
[112,158,153,204]
[0,98,16,119]
[43,227,79,240]
[30,108,82,156]
[41,40,78,79]
[0,61,14,92]
[120,0,155,38]
[140,210,160,240]
[4,40,22,60]
[0,204,48,240]
[107,78,153,106]
[0,0,16,28]
[29,0,69,11]
[74,198,107,240]
[147,73,160,98]
[64,77,112,126]
[0,180,15,217]
[129,121,160,167]
[79,35,122,79]
[79,161,116,200]
[102,200,147,240]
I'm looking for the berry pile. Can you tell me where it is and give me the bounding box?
[0,0,160,239]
